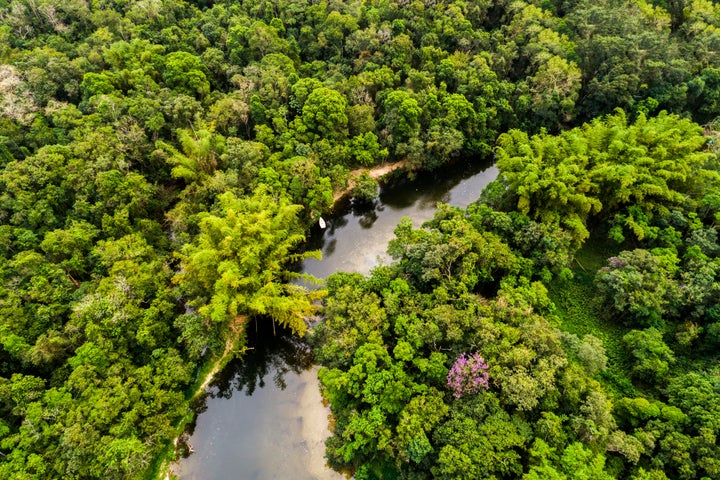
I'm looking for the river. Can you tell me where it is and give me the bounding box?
[173,159,498,480]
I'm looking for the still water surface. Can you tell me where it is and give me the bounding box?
[174,159,498,480]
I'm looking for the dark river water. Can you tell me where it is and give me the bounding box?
[173,159,498,480]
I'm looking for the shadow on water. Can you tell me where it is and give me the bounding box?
[176,156,499,479]
[212,320,312,399]
[182,320,314,441]
[300,156,495,262]
[380,157,495,211]
[175,321,344,480]
[354,200,380,230]
[298,157,498,279]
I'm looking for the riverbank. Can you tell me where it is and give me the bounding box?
[163,157,498,479]
[165,323,347,480]
[156,163,412,480]
[332,159,409,203]
[158,316,247,480]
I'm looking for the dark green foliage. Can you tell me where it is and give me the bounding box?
[314,208,618,478]
[595,249,680,327]
[351,172,380,203]
[318,102,720,479]
[1,0,720,477]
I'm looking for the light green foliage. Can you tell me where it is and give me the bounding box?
[559,442,615,480]
[227,19,292,64]
[175,188,322,336]
[576,334,608,375]
[40,220,98,277]
[1,0,720,478]
[496,111,716,246]
[289,77,324,114]
[252,155,334,219]
[314,274,389,370]
[163,51,210,98]
[496,128,601,244]
[524,439,615,480]
[157,125,226,181]
[396,389,449,463]
[623,328,676,383]
[434,402,527,479]
[0,226,191,480]
[80,72,115,99]
[0,145,77,232]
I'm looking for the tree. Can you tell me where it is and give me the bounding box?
[162,51,210,98]
[623,328,676,383]
[446,352,489,398]
[495,126,602,244]
[524,439,615,480]
[595,249,680,326]
[174,187,323,338]
[388,206,521,294]
[576,334,608,375]
[351,171,379,203]
[296,87,348,142]
[495,111,716,246]
[156,125,225,182]
[433,397,527,480]
[382,90,422,145]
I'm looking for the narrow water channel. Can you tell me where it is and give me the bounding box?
[173,159,498,480]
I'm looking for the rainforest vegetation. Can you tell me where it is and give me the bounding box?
[0,0,718,479]
[314,111,720,479]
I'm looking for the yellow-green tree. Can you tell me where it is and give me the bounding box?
[174,187,322,338]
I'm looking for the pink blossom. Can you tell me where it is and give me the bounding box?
[447,352,489,398]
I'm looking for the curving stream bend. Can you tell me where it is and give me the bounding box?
[173,159,498,480]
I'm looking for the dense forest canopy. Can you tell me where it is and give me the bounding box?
[0,0,718,478]
[314,111,720,479]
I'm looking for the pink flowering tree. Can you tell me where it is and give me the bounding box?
[447,352,489,398]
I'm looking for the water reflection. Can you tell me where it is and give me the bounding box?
[175,157,499,480]
[301,158,498,278]
[174,321,343,480]
[211,321,314,399]
[355,201,380,230]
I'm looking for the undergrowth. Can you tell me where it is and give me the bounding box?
[549,236,637,398]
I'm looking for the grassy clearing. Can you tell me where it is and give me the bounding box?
[548,237,637,398]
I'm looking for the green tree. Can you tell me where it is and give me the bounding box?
[162,51,210,98]
[595,249,680,326]
[156,125,226,182]
[382,90,422,144]
[296,87,348,142]
[623,328,676,383]
[174,187,322,338]
[351,171,379,203]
